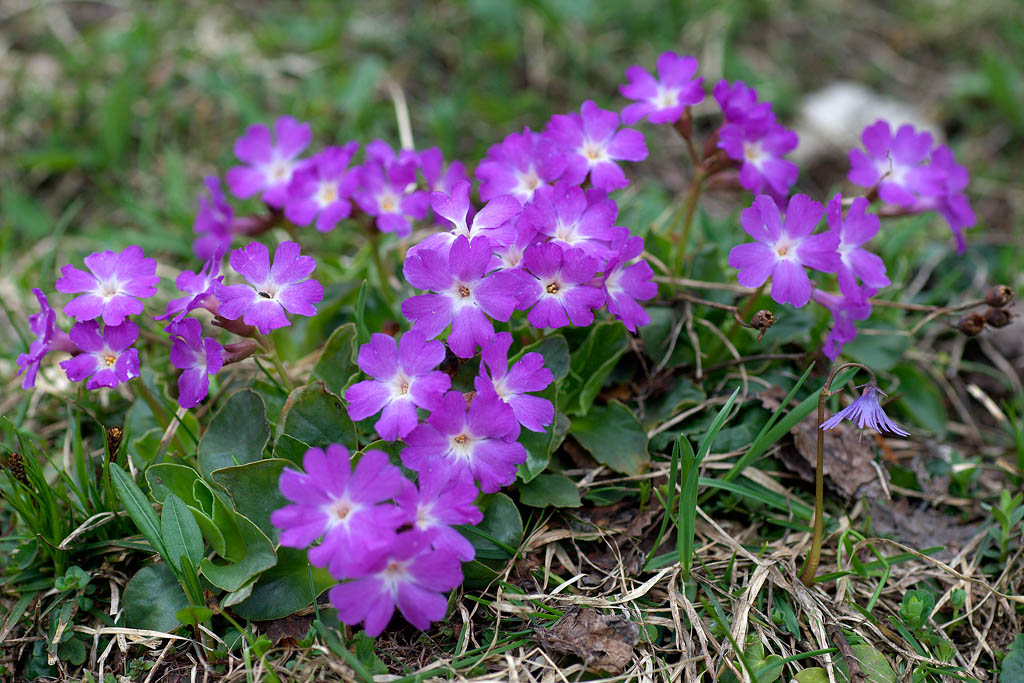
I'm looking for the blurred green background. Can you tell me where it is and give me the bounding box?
[2,0,1022,374]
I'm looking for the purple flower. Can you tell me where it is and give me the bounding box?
[811,288,873,361]
[517,243,605,329]
[329,529,463,636]
[820,383,909,437]
[403,236,523,358]
[713,80,773,125]
[396,466,482,562]
[16,289,74,389]
[544,100,648,192]
[214,241,323,334]
[226,116,312,208]
[825,194,889,302]
[620,52,705,125]
[364,139,420,167]
[412,180,521,255]
[914,145,976,254]
[56,245,159,326]
[193,177,234,261]
[601,235,657,332]
[727,195,840,308]
[476,127,567,202]
[718,113,799,199]
[847,120,944,207]
[271,445,407,578]
[354,160,430,237]
[59,320,140,390]
[284,142,360,233]
[402,390,526,493]
[494,216,543,271]
[344,331,451,441]
[419,146,469,196]
[474,332,554,435]
[166,318,224,409]
[522,182,623,259]
[154,254,223,322]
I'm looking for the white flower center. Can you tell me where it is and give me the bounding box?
[773,238,797,261]
[316,181,339,206]
[514,167,543,199]
[653,86,680,109]
[744,141,765,166]
[323,496,360,529]
[449,432,476,460]
[581,139,608,164]
[378,190,400,213]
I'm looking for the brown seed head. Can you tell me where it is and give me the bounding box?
[984,307,1013,328]
[984,285,1014,309]
[106,426,123,458]
[7,452,28,486]
[957,313,986,337]
[749,310,776,341]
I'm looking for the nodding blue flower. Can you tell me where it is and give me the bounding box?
[820,383,909,437]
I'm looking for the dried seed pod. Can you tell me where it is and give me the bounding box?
[985,307,1013,328]
[984,285,1013,308]
[750,309,776,341]
[7,452,28,486]
[957,313,986,337]
[106,426,123,458]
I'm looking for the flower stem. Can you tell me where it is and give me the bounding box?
[258,332,295,393]
[131,377,189,456]
[368,230,398,307]
[800,361,876,587]
[672,172,705,275]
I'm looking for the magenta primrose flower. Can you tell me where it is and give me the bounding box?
[419,146,469,196]
[718,113,799,199]
[811,288,873,361]
[154,254,223,322]
[544,100,648,192]
[476,127,567,203]
[396,465,482,562]
[284,142,360,233]
[59,320,140,390]
[523,182,624,260]
[272,445,408,578]
[16,289,75,389]
[166,318,224,409]
[193,176,234,261]
[412,180,521,255]
[713,80,773,125]
[475,332,554,436]
[517,243,605,329]
[226,115,312,208]
[913,145,976,254]
[56,245,159,326]
[214,241,323,334]
[402,390,527,494]
[329,529,463,637]
[403,236,523,358]
[825,194,889,302]
[354,160,430,237]
[847,120,944,207]
[728,194,840,308]
[620,51,705,125]
[344,331,451,441]
[601,235,658,333]
[820,383,909,437]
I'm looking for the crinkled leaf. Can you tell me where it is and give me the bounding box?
[200,512,277,592]
[198,389,269,478]
[123,564,188,632]
[570,400,649,475]
[313,323,359,396]
[562,321,629,415]
[519,473,581,508]
[273,381,358,464]
[210,459,290,539]
[230,547,334,621]
[514,334,570,383]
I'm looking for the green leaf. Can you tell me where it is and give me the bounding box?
[198,389,269,478]
[160,493,204,574]
[461,493,523,588]
[562,321,629,415]
[273,381,358,464]
[792,668,828,683]
[147,464,243,562]
[147,463,201,505]
[514,335,570,383]
[1001,635,1024,683]
[851,643,897,683]
[518,473,581,508]
[210,459,290,539]
[842,322,909,372]
[200,512,277,592]
[517,390,570,484]
[230,547,334,621]
[110,463,168,559]
[570,400,649,475]
[892,364,946,434]
[123,564,188,632]
[313,323,359,396]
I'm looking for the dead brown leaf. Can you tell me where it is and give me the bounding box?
[263,614,312,647]
[868,498,980,560]
[533,607,639,673]
[781,413,890,500]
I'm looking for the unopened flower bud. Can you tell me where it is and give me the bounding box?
[750,309,775,341]
[957,313,985,337]
[212,315,257,337]
[223,339,260,364]
[984,307,1013,328]
[984,285,1013,308]
[673,107,694,142]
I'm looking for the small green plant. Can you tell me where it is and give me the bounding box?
[985,490,1024,562]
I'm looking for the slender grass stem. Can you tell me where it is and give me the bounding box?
[131,377,189,456]
[257,332,295,393]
